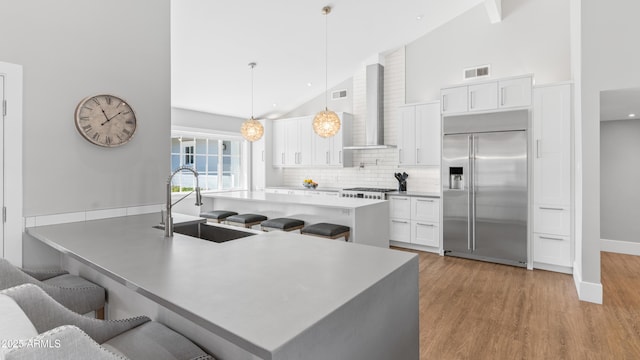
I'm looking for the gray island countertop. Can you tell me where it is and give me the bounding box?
[26,213,418,360]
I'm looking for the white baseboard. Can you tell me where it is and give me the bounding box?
[601,238,640,256]
[572,264,603,304]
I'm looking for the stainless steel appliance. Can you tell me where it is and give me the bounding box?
[340,187,395,200]
[442,110,529,267]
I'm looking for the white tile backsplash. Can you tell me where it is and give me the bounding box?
[282,47,441,193]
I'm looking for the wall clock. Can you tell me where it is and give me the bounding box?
[74,94,137,147]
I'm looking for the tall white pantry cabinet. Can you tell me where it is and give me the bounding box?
[532,83,573,273]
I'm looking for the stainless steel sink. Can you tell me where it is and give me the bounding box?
[155,222,255,243]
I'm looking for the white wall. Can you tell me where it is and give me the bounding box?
[0,0,171,217]
[282,78,353,118]
[571,0,640,303]
[405,0,571,103]
[600,120,640,243]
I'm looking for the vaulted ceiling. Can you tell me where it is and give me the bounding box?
[171,0,486,120]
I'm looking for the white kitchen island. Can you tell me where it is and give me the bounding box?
[199,191,390,248]
[25,213,418,360]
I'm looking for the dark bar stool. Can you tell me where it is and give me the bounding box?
[200,210,238,223]
[301,223,351,242]
[261,218,305,232]
[226,213,268,228]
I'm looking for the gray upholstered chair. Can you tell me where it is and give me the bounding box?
[0,258,105,318]
[0,284,214,360]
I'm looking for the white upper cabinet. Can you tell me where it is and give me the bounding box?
[398,102,441,166]
[441,86,468,115]
[468,82,498,112]
[441,75,532,115]
[275,112,353,168]
[398,106,417,165]
[499,77,532,109]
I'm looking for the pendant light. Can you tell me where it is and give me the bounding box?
[240,62,264,142]
[313,5,341,138]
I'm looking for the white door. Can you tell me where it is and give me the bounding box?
[441,86,468,114]
[0,75,4,258]
[398,106,416,165]
[468,82,498,112]
[499,77,532,108]
[297,117,313,166]
[415,103,441,166]
[533,84,571,206]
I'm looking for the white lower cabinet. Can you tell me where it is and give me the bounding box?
[390,219,411,244]
[412,221,439,247]
[533,233,571,267]
[389,195,440,251]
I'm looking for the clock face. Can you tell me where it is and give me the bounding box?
[74,94,137,147]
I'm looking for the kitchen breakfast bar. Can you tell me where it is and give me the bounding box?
[25,212,418,360]
[195,190,390,248]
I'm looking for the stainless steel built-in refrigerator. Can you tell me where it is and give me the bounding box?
[442,110,528,267]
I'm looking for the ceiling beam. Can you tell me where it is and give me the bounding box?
[484,0,502,24]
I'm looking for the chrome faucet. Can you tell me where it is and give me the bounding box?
[165,166,203,237]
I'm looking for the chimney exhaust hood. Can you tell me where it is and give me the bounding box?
[343,63,396,150]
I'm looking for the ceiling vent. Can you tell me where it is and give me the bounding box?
[463,65,491,80]
[331,89,348,100]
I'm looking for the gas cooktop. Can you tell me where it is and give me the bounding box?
[342,187,396,192]
[340,187,396,200]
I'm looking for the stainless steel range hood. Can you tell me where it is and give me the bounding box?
[343,63,396,150]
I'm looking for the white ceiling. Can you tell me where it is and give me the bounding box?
[171,0,484,120]
[600,88,640,121]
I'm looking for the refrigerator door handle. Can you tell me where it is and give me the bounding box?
[468,134,473,251]
[471,134,477,252]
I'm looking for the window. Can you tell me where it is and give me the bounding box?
[170,133,247,192]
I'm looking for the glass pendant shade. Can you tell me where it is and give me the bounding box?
[241,62,263,142]
[241,117,264,142]
[313,108,340,138]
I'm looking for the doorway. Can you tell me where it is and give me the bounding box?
[0,61,23,266]
[599,87,640,255]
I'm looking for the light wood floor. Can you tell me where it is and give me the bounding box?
[402,249,640,359]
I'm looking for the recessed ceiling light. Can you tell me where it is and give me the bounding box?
[416,15,423,20]
[629,113,636,118]
[272,103,277,107]
[307,82,312,87]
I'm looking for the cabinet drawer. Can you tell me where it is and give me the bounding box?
[390,218,411,243]
[411,197,439,222]
[533,233,571,267]
[389,196,411,219]
[412,221,439,247]
[534,205,570,236]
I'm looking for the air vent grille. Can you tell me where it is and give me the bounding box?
[331,89,348,100]
[463,65,491,80]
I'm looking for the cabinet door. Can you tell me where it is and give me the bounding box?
[499,77,532,108]
[441,86,468,114]
[533,233,571,267]
[533,84,571,206]
[468,82,498,112]
[313,135,331,166]
[389,196,411,219]
[390,219,411,243]
[415,103,441,166]
[412,221,439,247]
[297,117,313,166]
[534,205,570,236]
[252,120,266,190]
[412,197,439,222]
[398,106,416,165]
[272,120,286,166]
